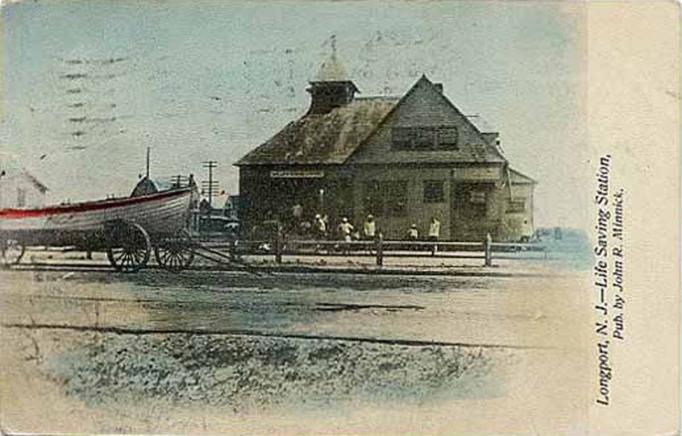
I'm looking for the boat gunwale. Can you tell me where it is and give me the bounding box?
[0,188,192,220]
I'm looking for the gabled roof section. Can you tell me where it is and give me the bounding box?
[236,96,398,166]
[509,168,536,185]
[347,75,507,165]
[23,171,49,193]
[0,160,49,193]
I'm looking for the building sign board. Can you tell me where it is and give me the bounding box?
[270,170,325,179]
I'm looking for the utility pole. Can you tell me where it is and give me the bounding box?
[201,160,218,207]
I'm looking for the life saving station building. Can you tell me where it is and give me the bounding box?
[236,55,535,242]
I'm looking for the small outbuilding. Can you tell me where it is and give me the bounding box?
[0,165,48,209]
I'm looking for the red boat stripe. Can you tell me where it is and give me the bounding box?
[0,189,190,220]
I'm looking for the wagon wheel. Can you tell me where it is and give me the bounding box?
[106,221,151,273]
[154,229,194,272]
[1,238,25,267]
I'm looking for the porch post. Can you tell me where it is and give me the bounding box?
[375,233,384,267]
[484,233,492,267]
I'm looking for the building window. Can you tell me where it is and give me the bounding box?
[507,199,526,213]
[391,127,415,149]
[469,191,486,204]
[16,188,26,208]
[437,127,458,147]
[363,181,383,216]
[392,126,458,150]
[413,127,435,148]
[386,181,408,216]
[363,180,408,217]
[423,180,445,203]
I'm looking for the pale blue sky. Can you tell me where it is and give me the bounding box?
[2,0,587,226]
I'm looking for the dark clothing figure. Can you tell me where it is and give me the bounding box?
[199,198,211,214]
[407,224,419,240]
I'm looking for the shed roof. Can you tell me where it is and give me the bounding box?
[509,168,536,185]
[236,96,398,166]
[465,115,496,133]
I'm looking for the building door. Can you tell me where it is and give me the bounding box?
[326,178,353,222]
[451,183,491,241]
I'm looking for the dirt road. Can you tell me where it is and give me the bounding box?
[1,265,589,433]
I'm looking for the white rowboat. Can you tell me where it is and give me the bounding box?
[0,188,194,271]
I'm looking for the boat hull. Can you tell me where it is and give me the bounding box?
[0,188,192,248]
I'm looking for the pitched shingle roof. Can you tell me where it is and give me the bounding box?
[236,75,508,166]
[236,96,398,166]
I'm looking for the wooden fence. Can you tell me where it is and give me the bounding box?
[200,233,547,267]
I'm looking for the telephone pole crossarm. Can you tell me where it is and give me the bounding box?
[201,160,218,207]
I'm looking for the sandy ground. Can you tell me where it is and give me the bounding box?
[1,254,591,434]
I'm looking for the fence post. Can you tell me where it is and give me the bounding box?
[275,226,283,264]
[375,233,383,267]
[229,238,238,262]
[484,233,492,267]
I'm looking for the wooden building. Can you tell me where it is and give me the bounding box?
[236,55,535,241]
[0,166,48,209]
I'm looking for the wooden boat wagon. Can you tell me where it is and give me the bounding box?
[0,187,196,272]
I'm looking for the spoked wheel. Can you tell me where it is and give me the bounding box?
[106,221,151,273]
[1,238,25,268]
[154,229,194,272]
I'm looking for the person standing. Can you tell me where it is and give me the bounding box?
[407,223,419,240]
[363,214,376,240]
[292,203,303,220]
[314,214,327,239]
[428,216,441,255]
[337,217,354,255]
[290,203,303,232]
[312,213,327,253]
[338,217,354,242]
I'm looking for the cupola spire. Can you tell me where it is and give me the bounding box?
[307,35,359,115]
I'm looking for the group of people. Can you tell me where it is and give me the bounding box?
[285,203,441,243]
[334,214,378,242]
[309,213,369,242]
[408,217,441,242]
[333,214,441,243]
